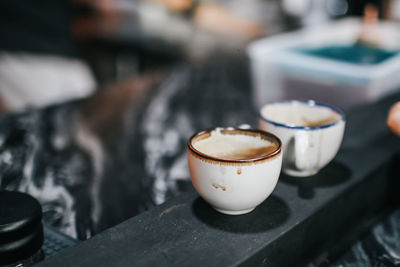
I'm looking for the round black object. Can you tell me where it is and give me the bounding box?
[0,190,43,265]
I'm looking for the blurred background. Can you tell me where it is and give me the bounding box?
[0,0,399,113]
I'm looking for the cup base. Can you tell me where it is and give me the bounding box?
[283,168,318,177]
[213,207,255,215]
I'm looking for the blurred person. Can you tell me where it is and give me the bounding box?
[348,0,384,17]
[150,0,264,39]
[0,0,104,112]
[0,0,267,113]
[387,102,400,136]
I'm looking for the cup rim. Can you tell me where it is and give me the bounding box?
[187,127,282,164]
[259,100,346,130]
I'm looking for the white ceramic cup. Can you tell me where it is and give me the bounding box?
[187,127,282,215]
[259,100,345,177]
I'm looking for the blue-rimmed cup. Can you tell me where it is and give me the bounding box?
[259,100,345,177]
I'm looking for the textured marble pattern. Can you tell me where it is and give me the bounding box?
[0,106,96,239]
[333,210,400,266]
[0,58,255,240]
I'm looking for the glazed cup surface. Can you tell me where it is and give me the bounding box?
[259,100,345,177]
[187,127,282,215]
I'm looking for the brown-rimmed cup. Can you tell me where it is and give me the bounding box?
[187,127,282,215]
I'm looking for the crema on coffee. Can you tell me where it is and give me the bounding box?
[260,102,341,127]
[192,129,277,160]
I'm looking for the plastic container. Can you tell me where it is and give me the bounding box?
[247,18,400,110]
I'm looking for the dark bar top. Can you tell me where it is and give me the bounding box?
[35,89,400,266]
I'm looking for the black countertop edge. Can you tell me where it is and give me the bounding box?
[35,150,400,267]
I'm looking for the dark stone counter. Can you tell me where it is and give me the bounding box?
[0,59,254,240]
[1,57,400,265]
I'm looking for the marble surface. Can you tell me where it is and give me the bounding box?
[334,209,400,266]
[0,58,254,240]
[1,56,400,265]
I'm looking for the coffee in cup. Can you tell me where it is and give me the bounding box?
[192,130,279,160]
[188,127,282,215]
[259,100,345,177]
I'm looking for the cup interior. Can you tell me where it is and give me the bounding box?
[260,100,345,130]
[188,127,281,163]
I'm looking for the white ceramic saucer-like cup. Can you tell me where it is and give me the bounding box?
[259,100,346,177]
[187,127,282,215]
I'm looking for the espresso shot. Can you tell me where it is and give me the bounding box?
[259,100,346,177]
[187,127,282,215]
[192,128,279,161]
[260,101,342,128]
